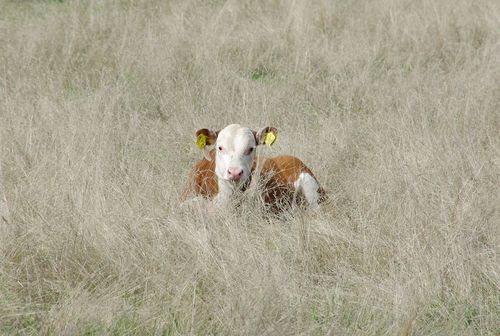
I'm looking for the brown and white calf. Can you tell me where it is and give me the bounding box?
[182,124,326,212]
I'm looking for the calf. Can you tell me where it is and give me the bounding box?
[182,124,326,212]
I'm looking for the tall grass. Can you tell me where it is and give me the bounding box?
[0,0,499,334]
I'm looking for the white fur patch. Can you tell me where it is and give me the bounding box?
[294,172,321,209]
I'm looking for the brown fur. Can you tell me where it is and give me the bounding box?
[182,150,326,211]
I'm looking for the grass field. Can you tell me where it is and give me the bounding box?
[1,0,499,334]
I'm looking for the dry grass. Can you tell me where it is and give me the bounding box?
[1,0,499,334]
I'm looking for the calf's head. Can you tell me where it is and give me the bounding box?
[195,124,278,185]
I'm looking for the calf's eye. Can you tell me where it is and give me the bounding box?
[244,147,254,155]
[218,146,223,151]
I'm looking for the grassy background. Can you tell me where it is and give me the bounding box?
[0,0,499,334]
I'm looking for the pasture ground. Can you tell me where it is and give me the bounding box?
[0,0,499,334]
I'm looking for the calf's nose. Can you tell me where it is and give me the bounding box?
[227,168,244,181]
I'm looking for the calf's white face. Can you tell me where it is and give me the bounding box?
[215,124,256,183]
[195,124,277,186]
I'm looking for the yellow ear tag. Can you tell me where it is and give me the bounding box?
[264,132,276,146]
[196,134,207,150]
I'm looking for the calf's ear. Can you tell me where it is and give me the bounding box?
[195,129,218,148]
[254,127,278,146]
[195,128,219,160]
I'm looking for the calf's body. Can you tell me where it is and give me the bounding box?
[183,124,326,211]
